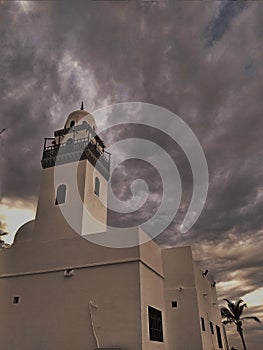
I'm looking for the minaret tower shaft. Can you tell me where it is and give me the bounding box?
[34,105,110,242]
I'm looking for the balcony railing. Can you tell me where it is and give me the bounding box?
[41,136,110,180]
[54,122,95,137]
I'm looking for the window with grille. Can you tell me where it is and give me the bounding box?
[148,305,164,342]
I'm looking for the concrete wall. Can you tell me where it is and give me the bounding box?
[139,263,167,350]
[0,229,167,350]
[35,159,108,242]
[34,164,85,241]
[194,262,226,350]
[138,238,167,350]
[0,224,227,350]
[82,164,107,235]
[0,261,142,350]
[162,246,203,350]
[161,246,227,350]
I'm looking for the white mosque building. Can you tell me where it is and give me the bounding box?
[0,106,229,350]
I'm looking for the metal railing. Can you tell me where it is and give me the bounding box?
[41,136,110,179]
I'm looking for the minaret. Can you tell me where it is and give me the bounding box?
[34,105,110,242]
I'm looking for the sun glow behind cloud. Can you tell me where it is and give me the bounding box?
[0,199,36,244]
[217,279,244,292]
[16,1,33,14]
[243,287,263,307]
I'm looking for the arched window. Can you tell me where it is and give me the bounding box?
[55,184,66,205]
[66,138,74,148]
[70,120,75,128]
[82,120,88,128]
[94,177,100,196]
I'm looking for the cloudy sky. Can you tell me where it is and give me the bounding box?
[0,0,263,348]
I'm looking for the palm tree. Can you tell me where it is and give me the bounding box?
[221,298,261,350]
[0,230,10,248]
[0,230,8,243]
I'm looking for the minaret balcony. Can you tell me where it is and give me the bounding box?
[41,136,110,180]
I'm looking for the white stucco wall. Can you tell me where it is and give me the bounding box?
[35,159,108,241]
[162,246,203,350]
[82,163,107,235]
[194,262,226,350]
[0,262,142,350]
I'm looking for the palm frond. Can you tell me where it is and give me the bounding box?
[236,301,247,319]
[221,307,235,320]
[224,298,236,315]
[235,299,245,311]
[224,298,234,306]
[223,320,234,325]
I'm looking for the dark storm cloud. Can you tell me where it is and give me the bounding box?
[1,1,263,346]
[0,0,145,199]
[206,0,248,46]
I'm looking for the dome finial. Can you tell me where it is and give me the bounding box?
[80,101,84,110]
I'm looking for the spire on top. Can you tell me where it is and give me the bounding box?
[80,101,84,110]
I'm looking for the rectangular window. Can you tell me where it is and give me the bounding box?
[210,321,214,334]
[148,306,164,342]
[13,296,20,304]
[171,301,178,308]
[216,325,223,348]
[94,177,100,196]
[201,317,206,331]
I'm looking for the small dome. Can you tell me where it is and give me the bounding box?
[64,109,96,130]
[13,220,35,245]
